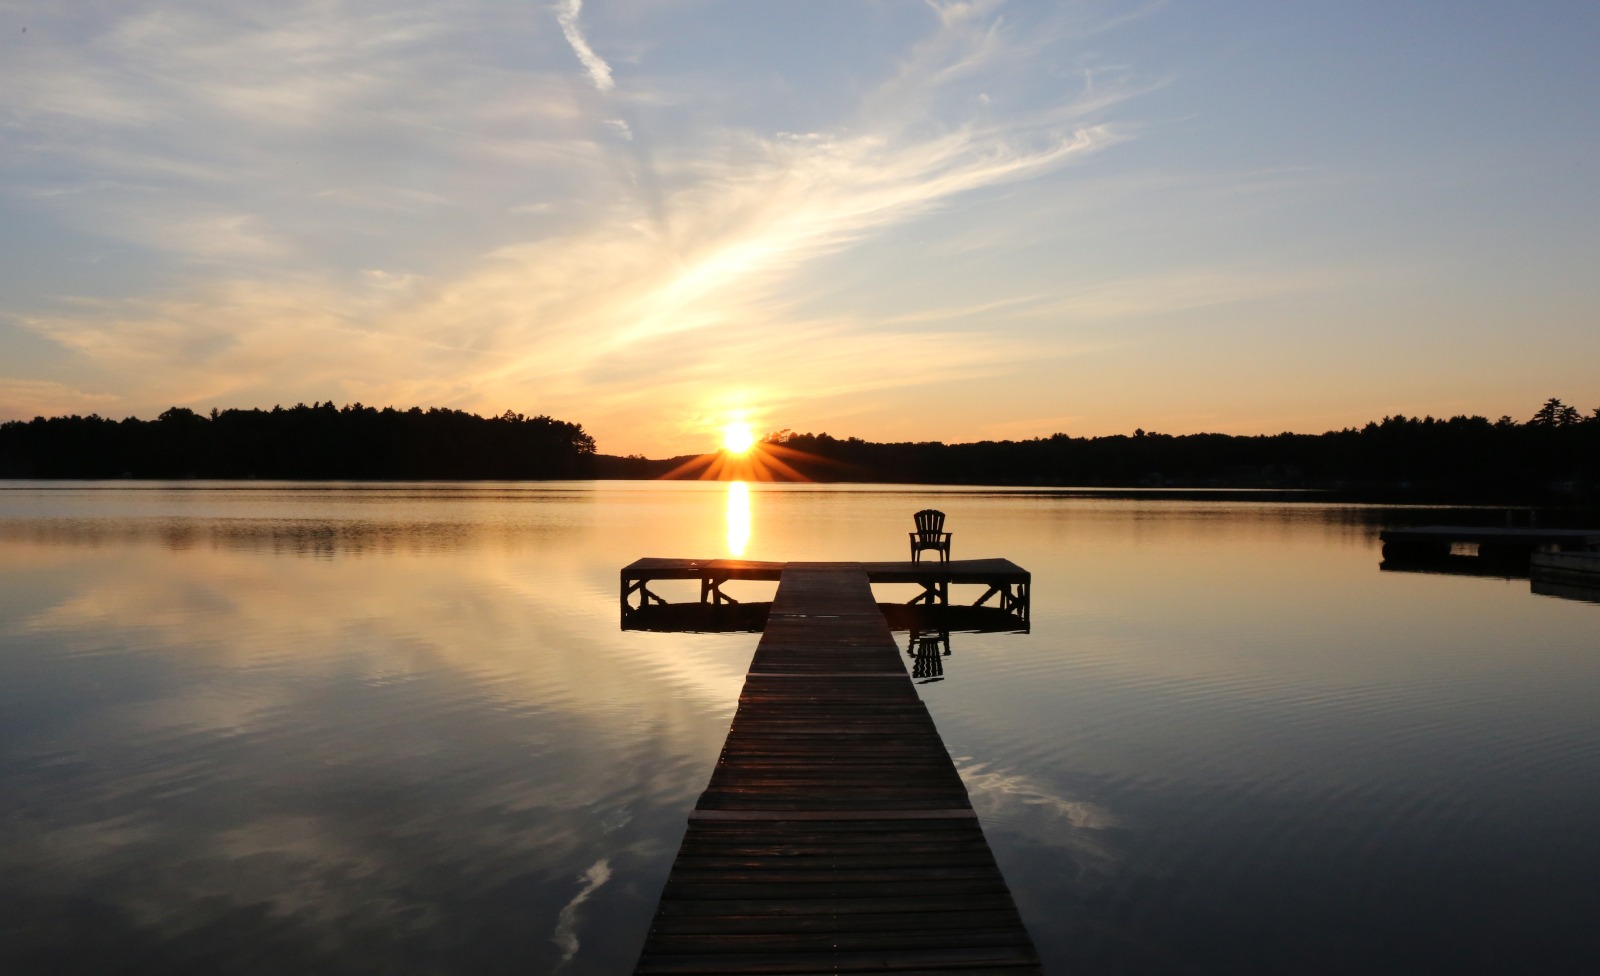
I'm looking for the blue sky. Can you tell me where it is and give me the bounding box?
[2,0,1597,455]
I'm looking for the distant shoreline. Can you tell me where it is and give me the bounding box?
[4,399,1597,505]
[1,474,1594,511]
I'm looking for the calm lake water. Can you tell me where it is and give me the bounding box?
[2,481,1598,974]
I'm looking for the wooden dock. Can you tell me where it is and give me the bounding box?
[621,557,1030,627]
[632,562,1042,975]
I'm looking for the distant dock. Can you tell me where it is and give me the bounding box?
[630,561,1041,974]
[1380,526,1600,563]
[1378,526,1600,604]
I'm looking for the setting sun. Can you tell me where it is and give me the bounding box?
[722,422,756,454]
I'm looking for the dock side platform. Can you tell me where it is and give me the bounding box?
[621,557,1030,627]
[632,563,1042,975]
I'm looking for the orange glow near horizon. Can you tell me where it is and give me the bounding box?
[725,481,751,556]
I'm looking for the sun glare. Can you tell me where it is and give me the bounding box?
[722,422,756,454]
[659,414,812,482]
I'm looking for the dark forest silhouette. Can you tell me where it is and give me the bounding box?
[3,397,1598,499]
[0,403,595,480]
[598,397,1600,502]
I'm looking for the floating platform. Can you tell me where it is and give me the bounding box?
[631,562,1041,974]
[621,557,1030,629]
[1380,526,1600,563]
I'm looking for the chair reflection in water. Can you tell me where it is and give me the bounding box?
[907,627,951,681]
[910,509,952,563]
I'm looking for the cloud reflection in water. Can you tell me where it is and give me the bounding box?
[0,502,753,975]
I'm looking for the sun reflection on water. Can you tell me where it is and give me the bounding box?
[725,481,751,556]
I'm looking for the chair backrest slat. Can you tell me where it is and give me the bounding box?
[913,509,945,536]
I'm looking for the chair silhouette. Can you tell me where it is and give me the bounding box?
[909,509,952,563]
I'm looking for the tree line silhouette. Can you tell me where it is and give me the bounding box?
[0,403,595,480]
[601,397,1600,502]
[780,398,1600,499]
[5,397,1598,499]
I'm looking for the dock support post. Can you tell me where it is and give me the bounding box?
[621,576,666,616]
[698,575,739,605]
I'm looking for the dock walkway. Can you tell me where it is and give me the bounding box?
[633,562,1041,974]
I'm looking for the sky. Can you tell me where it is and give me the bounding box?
[2,0,1597,457]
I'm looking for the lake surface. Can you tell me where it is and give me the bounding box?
[2,481,1598,974]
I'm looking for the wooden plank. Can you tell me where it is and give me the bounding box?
[652,892,1025,918]
[633,563,1041,975]
[647,908,1028,935]
[623,557,788,580]
[636,944,1042,975]
[621,558,1030,591]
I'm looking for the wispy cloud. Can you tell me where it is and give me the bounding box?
[4,1,1596,443]
[955,757,1121,872]
[555,0,614,92]
[2,1,1146,450]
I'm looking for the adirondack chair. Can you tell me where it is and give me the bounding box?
[909,509,952,563]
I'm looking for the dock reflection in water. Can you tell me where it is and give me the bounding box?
[907,626,952,683]
[620,606,974,680]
